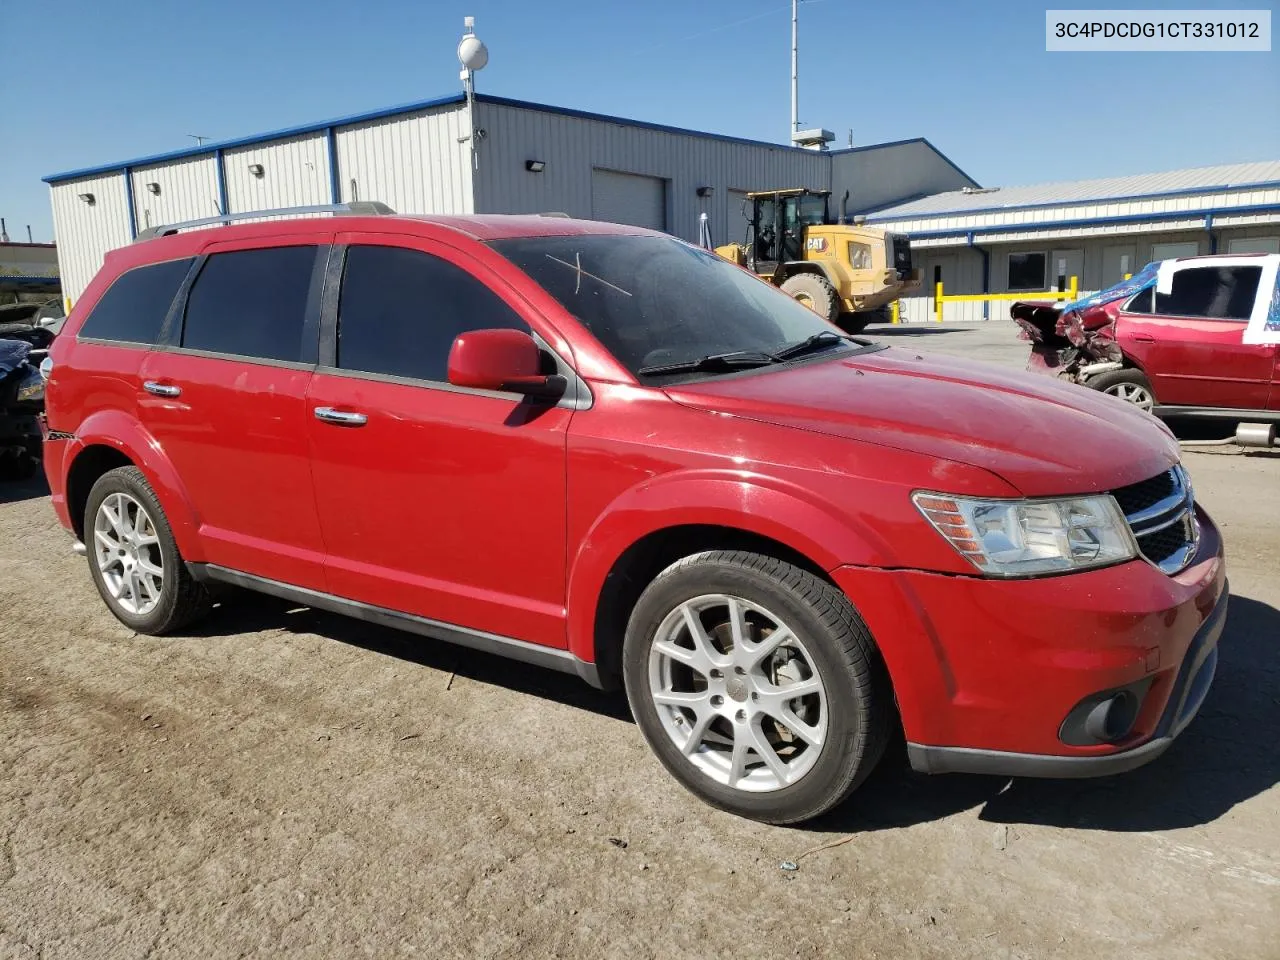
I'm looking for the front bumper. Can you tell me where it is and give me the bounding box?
[906,586,1225,777]
[830,507,1226,778]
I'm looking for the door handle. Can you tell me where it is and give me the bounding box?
[1132,334,1155,342]
[314,406,368,427]
[143,380,182,397]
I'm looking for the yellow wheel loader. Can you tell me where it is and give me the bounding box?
[714,188,922,333]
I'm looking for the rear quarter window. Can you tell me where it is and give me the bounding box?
[77,258,194,345]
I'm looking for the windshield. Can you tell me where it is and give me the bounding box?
[797,194,827,226]
[489,234,853,379]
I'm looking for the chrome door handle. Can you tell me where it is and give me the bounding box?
[143,380,182,397]
[314,406,368,426]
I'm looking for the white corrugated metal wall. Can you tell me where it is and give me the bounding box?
[225,133,330,212]
[333,106,472,214]
[48,174,133,307]
[470,101,830,247]
[130,155,220,235]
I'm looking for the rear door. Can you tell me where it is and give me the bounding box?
[137,236,330,589]
[1118,263,1275,409]
[305,233,571,648]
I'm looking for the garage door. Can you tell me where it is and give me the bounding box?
[727,190,751,249]
[591,169,667,231]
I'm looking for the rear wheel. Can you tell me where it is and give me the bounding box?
[623,551,891,824]
[85,466,211,634]
[1090,369,1155,411]
[780,273,840,324]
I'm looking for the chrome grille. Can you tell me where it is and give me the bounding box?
[1112,465,1198,574]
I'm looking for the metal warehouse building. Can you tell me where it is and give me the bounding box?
[44,92,977,305]
[871,161,1280,322]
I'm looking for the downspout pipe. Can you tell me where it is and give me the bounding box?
[1206,212,1217,254]
[839,190,849,224]
[967,231,990,320]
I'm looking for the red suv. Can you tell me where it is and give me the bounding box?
[43,207,1227,823]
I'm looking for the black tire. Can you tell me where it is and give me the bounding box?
[84,465,211,634]
[622,550,891,824]
[780,273,840,323]
[1088,368,1156,411]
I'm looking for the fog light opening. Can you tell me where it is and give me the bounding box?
[1083,690,1139,743]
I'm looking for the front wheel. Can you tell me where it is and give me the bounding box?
[623,551,891,824]
[779,273,840,324]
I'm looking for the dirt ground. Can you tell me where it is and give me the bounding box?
[2,324,1278,959]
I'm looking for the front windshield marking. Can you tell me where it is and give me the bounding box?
[490,234,863,380]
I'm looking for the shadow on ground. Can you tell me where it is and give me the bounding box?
[185,590,633,724]
[814,593,1280,835]
[184,584,1278,835]
[0,472,48,505]
[865,325,967,338]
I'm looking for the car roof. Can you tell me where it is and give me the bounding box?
[112,213,664,269]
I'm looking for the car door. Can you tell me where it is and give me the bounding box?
[1117,263,1275,409]
[137,236,331,591]
[305,233,572,649]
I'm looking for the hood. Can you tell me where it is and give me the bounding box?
[664,346,1179,496]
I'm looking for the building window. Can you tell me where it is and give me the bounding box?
[1150,241,1199,261]
[1007,252,1046,291]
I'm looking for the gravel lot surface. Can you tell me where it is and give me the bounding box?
[2,322,1277,959]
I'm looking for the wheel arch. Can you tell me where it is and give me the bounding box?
[566,473,893,686]
[64,411,202,555]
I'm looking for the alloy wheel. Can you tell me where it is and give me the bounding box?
[93,491,165,616]
[1104,382,1154,410]
[647,594,828,793]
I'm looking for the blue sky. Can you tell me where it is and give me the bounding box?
[3,0,1276,243]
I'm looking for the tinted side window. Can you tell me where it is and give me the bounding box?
[336,245,526,382]
[78,258,193,344]
[1155,266,1262,320]
[182,246,318,361]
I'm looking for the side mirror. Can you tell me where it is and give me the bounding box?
[448,328,567,401]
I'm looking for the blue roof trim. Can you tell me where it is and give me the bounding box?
[867,177,1280,222]
[897,201,1280,240]
[829,136,979,189]
[43,92,964,186]
[43,93,469,183]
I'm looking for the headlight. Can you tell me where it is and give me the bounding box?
[913,492,1135,577]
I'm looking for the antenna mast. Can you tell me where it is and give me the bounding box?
[790,0,799,139]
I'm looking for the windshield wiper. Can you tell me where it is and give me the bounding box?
[773,330,848,362]
[638,350,780,377]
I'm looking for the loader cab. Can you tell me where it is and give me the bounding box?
[748,189,830,274]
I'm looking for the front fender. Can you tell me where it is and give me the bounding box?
[67,410,203,557]
[565,469,893,663]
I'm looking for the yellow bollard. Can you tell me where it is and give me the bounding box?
[891,300,900,324]
[1124,273,1132,280]
[935,281,944,323]
[1069,275,1078,300]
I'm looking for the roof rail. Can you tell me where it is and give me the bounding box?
[135,201,396,241]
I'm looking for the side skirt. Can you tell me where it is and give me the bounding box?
[188,563,605,689]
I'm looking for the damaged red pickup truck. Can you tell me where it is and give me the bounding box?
[1015,254,1280,420]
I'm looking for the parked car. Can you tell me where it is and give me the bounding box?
[43,208,1226,824]
[0,337,45,479]
[1014,253,1280,419]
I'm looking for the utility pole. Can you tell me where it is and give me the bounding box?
[188,134,209,146]
[790,0,799,139]
[27,225,33,243]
